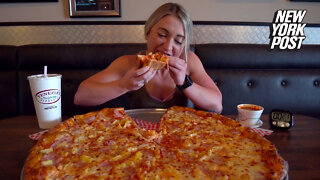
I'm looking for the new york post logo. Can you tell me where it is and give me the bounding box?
[270,10,307,50]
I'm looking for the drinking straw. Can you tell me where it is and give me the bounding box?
[44,65,48,77]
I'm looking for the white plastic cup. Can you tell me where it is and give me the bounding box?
[28,74,62,129]
[237,104,264,127]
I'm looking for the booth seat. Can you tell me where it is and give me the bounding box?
[0,43,319,119]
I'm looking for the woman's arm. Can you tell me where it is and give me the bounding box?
[169,52,223,113]
[74,55,156,106]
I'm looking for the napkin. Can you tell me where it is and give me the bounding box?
[29,119,272,140]
[133,118,159,131]
[251,127,273,136]
[29,130,48,141]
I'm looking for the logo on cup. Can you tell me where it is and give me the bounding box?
[35,89,61,104]
[238,112,248,122]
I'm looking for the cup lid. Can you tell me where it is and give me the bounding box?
[27,74,62,80]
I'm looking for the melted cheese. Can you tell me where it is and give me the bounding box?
[25,107,286,180]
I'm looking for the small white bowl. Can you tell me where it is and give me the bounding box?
[237,104,264,126]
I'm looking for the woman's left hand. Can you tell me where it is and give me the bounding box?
[168,56,187,86]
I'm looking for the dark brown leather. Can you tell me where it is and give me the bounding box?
[0,45,18,119]
[1,43,320,119]
[196,44,320,117]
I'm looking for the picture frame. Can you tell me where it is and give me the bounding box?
[0,0,58,2]
[69,0,121,17]
[290,0,320,1]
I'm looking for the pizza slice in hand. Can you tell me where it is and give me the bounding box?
[137,52,169,70]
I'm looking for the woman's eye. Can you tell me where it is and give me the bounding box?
[175,40,183,45]
[158,33,166,37]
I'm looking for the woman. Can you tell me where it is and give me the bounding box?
[74,3,223,113]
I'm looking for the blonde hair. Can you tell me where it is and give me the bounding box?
[144,3,193,62]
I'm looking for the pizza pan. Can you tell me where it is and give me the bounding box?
[125,108,167,123]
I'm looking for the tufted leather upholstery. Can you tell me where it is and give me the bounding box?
[196,44,320,117]
[0,43,319,119]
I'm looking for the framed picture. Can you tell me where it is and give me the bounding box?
[0,0,58,2]
[69,0,121,17]
[291,0,320,1]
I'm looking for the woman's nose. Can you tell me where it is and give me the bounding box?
[163,39,173,51]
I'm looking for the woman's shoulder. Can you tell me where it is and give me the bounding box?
[111,54,139,67]
[187,51,199,60]
[186,51,207,75]
[115,54,137,62]
[187,51,203,66]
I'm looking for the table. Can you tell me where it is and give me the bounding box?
[0,114,320,180]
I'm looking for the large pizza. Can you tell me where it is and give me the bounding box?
[24,106,288,179]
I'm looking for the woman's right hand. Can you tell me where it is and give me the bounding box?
[119,66,156,91]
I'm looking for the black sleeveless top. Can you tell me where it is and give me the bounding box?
[128,86,194,109]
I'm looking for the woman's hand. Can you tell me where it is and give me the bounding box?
[119,66,156,91]
[168,56,187,86]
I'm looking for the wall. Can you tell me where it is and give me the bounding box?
[0,0,319,46]
[0,0,320,23]
[1,24,319,46]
